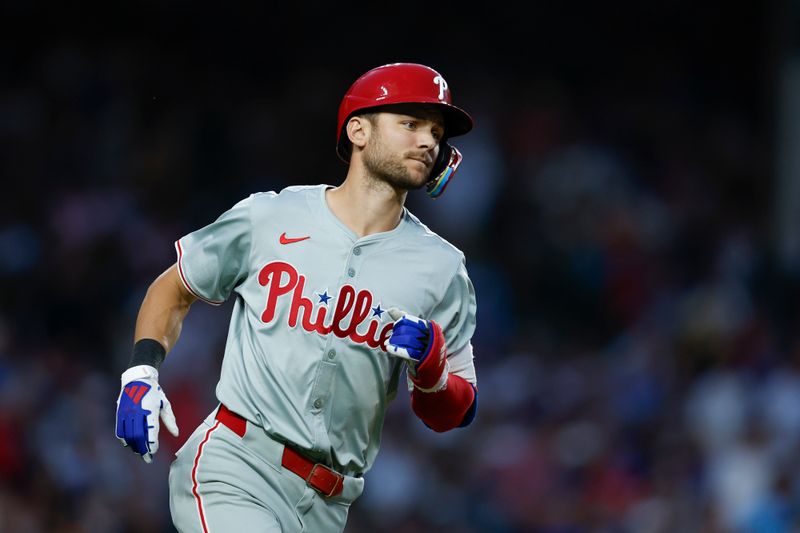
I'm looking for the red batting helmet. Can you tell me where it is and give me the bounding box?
[336,63,474,161]
[336,63,474,198]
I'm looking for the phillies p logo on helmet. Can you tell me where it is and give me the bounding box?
[433,75,448,101]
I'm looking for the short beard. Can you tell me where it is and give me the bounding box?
[361,132,429,192]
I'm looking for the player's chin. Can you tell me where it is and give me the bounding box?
[404,174,430,191]
[404,162,432,187]
[382,164,429,191]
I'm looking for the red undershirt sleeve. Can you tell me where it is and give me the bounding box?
[410,373,477,432]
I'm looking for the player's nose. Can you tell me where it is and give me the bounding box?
[415,129,439,152]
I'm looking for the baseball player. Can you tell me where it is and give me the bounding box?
[115,62,478,532]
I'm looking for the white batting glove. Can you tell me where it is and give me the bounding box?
[115,365,179,463]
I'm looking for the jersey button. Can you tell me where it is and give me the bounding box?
[347,268,355,277]
[353,247,361,256]
[313,398,323,409]
[327,349,336,360]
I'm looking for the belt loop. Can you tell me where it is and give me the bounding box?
[306,464,343,498]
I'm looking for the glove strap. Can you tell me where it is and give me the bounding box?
[121,364,159,384]
[413,359,450,393]
[409,320,448,391]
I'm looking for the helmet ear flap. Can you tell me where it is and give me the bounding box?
[426,143,463,199]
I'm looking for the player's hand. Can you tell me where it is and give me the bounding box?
[386,308,432,364]
[115,365,179,463]
[386,308,449,391]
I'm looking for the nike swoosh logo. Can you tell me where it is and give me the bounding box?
[279,232,310,245]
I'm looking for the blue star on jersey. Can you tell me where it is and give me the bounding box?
[318,291,332,305]
[372,305,384,318]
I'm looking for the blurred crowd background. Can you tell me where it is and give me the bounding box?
[2,4,800,533]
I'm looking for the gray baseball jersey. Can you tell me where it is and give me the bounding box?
[174,184,477,476]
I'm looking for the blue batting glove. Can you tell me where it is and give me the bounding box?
[386,308,433,364]
[115,365,179,463]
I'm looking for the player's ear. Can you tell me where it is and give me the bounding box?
[346,116,371,150]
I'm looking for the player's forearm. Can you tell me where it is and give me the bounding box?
[410,374,477,432]
[134,264,197,353]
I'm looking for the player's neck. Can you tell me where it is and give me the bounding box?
[326,177,405,239]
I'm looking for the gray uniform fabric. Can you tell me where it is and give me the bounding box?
[168,184,477,531]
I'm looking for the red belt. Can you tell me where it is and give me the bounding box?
[215,404,344,498]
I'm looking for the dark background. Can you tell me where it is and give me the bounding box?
[2,4,800,532]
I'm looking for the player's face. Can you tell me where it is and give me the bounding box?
[361,106,444,191]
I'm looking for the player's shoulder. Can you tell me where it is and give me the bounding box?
[246,185,326,214]
[402,209,466,262]
[248,184,325,206]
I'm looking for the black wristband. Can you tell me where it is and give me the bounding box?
[129,339,166,370]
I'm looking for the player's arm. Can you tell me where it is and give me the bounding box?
[410,340,477,433]
[386,309,477,433]
[115,263,198,463]
[135,263,199,351]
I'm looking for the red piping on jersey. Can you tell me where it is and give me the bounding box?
[175,240,225,306]
[192,421,221,533]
